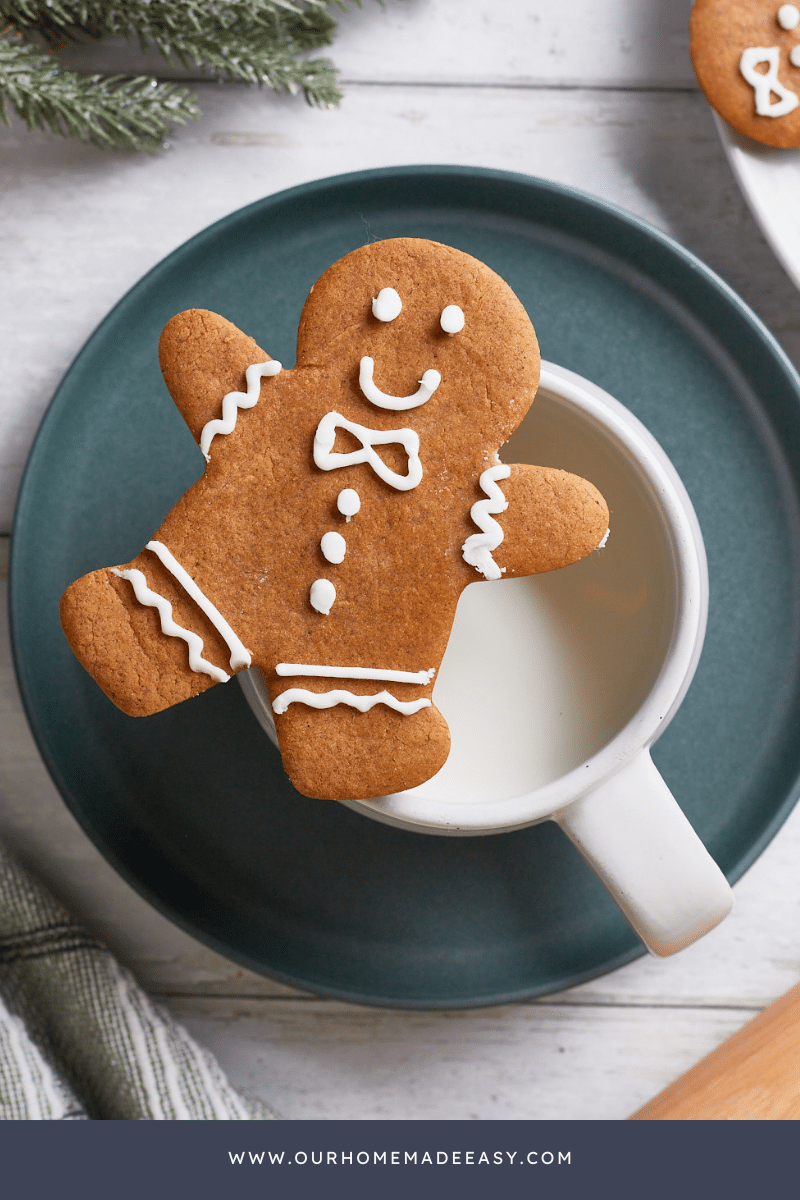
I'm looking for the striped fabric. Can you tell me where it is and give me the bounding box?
[0,842,276,1120]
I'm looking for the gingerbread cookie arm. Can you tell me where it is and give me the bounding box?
[158,309,275,449]
[489,463,609,578]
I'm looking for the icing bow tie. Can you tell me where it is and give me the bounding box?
[313,412,423,491]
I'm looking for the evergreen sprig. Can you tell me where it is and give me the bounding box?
[0,33,198,150]
[0,0,349,151]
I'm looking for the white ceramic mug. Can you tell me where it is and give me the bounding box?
[240,362,733,956]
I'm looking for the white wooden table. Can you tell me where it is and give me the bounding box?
[3,0,800,1121]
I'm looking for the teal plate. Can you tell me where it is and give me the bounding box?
[11,167,800,1007]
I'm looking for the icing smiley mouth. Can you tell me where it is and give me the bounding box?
[359,356,441,410]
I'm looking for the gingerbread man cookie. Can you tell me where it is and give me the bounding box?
[61,239,609,801]
[691,0,800,146]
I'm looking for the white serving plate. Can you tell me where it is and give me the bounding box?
[716,111,800,292]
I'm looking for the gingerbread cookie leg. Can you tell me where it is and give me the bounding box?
[60,545,245,716]
[274,699,451,801]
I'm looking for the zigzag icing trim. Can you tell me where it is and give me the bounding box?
[461,463,511,580]
[199,359,282,462]
[146,541,251,670]
[110,568,229,683]
[272,689,431,716]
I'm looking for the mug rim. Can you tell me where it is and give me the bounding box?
[240,362,709,834]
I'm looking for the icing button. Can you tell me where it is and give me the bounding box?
[321,531,346,564]
[310,578,336,615]
[336,488,361,520]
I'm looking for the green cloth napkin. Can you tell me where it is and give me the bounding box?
[0,842,277,1120]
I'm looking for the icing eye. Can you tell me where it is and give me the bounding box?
[440,305,465,335]
[372,288,402,322]
[778,5,800,30]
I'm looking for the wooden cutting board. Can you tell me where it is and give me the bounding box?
[630,980,800,1119]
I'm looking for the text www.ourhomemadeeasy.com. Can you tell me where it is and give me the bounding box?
[229,1150,570,1166]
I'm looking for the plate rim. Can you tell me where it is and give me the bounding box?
[10,163,800,1007]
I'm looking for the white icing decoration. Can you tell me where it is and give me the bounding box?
[199,359,282,462]
[597,527,610,550]
[310,578,336,614]
[146,540,251,669]
[791,44,800,66]
[337,488,361,520]
[462,463,512,581]
[372,288,402,322]
[276,663,435,685]
[320,531,346,564]
[440,305,465,334]
[314,412,423,491]
[778,5,800,31]
[272,689,431,716]
[110,568,229,683]
[740,47,799,117]
[359,357,441,411]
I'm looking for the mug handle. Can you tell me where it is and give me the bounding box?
[555,751,733,956]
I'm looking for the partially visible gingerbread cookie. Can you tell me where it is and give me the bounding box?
[61,238,610,802]
[691,1,800,146]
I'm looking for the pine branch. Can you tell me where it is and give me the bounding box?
[0,32,198,151]
[0,0,357,150]
[0,1,347,106]
[0,2,345,50]
[134,27,342,105]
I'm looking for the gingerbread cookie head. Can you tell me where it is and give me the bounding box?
[296,238,540,452]
[691,0,800,147]
[61,238,609,802]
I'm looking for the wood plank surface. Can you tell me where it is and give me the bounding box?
[54,0,699,88]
